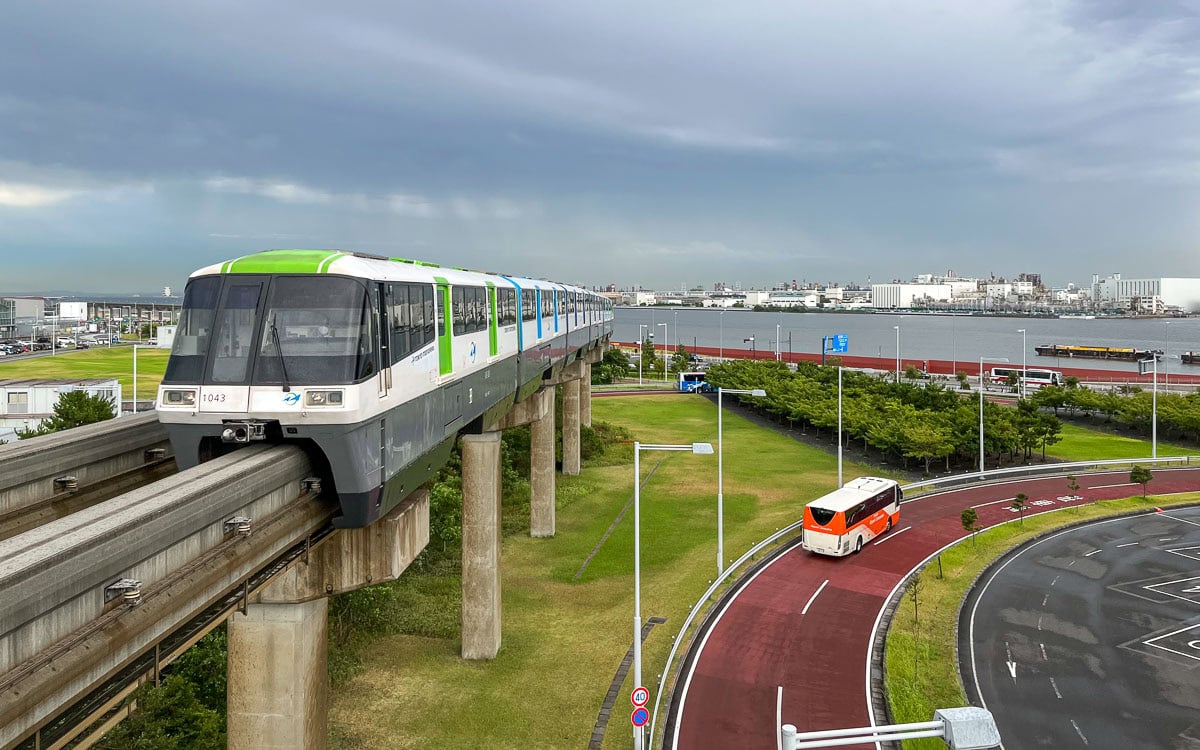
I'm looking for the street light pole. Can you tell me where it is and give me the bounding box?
[776,322,781,361]
[719,311,724,360]
[979,356,1009,473]
[631,441,713,750]
[894,325,901,382]
[838,366,843,487]
[658,323,668,382]
[638,324,648,386]
[1017,328,1026,399]
[716,388,766,574]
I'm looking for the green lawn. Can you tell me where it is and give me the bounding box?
[1046,421,1200,461]
[328,394,883,750]
[885,492,1200,749]
[0,346,170,402]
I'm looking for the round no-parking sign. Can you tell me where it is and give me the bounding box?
[631,707,649,727]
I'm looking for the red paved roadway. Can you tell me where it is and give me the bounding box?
[669,468,1200,749]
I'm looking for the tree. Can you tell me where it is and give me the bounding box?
[956,371,970,390]
[961,507,980,546]
[904,363,922,381]
[1005,371,1020,392]
[592,347,630,384]
[1066,474,1080,498]
[18,390,116,437]
[1130,465,1153,498]
[1010,493,1027,526]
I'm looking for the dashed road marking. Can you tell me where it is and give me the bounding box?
[1117,542,1138,548]
[873,526,910,545]
[971,497,1015,509]
[1090,482,1136,489]
[1050,677,1062,699]
[1084,549,1101,557]
[1051,575,1060,587]
[801,579,829,615]
[1040,643,1048,661]
[1042,593,1049,607]
[1072,719,1089,745]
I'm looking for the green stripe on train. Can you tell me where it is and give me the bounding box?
[223,249,344,274]
[434,277,452,376]
[486,282,498,357]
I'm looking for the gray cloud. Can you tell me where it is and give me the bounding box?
[1,0,1198,292]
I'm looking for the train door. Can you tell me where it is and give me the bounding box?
[374,282,391,398]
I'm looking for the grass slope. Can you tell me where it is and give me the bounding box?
[328,394,881,750]
[1046,421,1200,461]
[0,347,170,402]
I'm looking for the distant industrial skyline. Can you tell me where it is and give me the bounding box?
[3,1,1199,292]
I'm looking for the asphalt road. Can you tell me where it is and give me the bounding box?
[960,507,1200,749]
[667,468,1200,750]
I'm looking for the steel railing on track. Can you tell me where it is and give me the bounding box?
[0,444,335,750]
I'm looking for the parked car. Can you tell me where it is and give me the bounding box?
[56,337,74,347]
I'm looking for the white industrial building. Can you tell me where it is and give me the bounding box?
[0,379,122,433]
[1091,274,1200,313]
[870,283,954,309]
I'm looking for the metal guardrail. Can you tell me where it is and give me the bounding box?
[649,455,1196,748]
[900,455,1195,498]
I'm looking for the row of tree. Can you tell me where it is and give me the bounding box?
[705,360,1065,474]
[1029,384,1200,443]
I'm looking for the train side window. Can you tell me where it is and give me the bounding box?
[406,285,421,349]
[389,283,409,361]
[521,288,535,322]
[473,287,485,333]
[452,286,465,336]
[423,286,435,343]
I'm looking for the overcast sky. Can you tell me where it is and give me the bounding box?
[2,0,1199,293]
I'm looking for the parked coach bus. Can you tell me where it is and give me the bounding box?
[989,367,1062,389]
[801,477,901,556]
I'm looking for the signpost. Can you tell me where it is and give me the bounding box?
[631,686,649,744]
[821,334,848,365]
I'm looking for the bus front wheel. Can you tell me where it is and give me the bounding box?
[885,517,893,533]
[854,536,863,554]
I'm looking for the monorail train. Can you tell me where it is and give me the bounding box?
[156,249,613,527]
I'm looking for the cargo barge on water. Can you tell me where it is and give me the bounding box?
[1035,344,1162,361]
[1183,352,1200,366]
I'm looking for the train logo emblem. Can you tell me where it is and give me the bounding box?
[470,341,478,363]
[283,392,301,404]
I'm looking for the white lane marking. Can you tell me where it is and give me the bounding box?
[776,686,783,750]
[1117,542,1138,548]
[971,497,1015,509]
[1071,719,1089,745]
[1162,513,1200,529]
[1051,575,1060,587]
[1160,538,1176,542]
[1042,593,1049,606]
[1040,643,1048,661]
[671,541,796,750]
[1068,560,1076,567]
[802,580,830,615]
[1090,482,1136,489]
[1144,623,1200,663]
[1005,642,1017,683]
[873,526,910,545]
[1050,677,1062,699]
[1084,549,1101,557]
[1038,615,1043,631]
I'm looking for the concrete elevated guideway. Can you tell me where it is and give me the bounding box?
[0,345,605,749]
[961,508,1200,748]
[667,468,1200,750]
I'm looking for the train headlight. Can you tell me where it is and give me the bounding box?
[163,389,196,406]
[304,390,344,406]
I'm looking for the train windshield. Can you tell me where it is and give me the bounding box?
[252,276,374,385]
[163,277,221,383]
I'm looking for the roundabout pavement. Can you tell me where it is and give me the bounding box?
[666,467,1200,750]
[960,506,1200,749]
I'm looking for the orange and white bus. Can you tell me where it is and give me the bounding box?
[801,477,902,556]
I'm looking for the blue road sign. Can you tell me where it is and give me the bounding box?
[631,707,649,727]
[830,334,848,353]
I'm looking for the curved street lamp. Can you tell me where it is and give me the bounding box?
[716,387,767,574]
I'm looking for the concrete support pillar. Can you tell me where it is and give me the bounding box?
[562,377,581,477]
[227,598,328,750]
[530,390,556,538]
[461,431,503,659]
[581,362,593,427]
